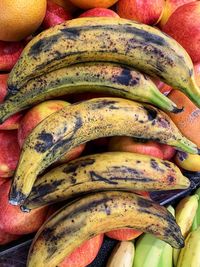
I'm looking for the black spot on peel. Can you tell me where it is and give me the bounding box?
[137,197,153,208]
[90,171,118,185]
[34,131,54,153]
[90,99,119,110]
[168,176,175,183]
[4,85,19,99]
[63,158,95,174]
[150,159,164,173]
[60,27,81,40]
[143,106,157,121]
[31,179,65,198]
[113,69,139,86]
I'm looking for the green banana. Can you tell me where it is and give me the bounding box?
[27,191,184,267]
[7,17,200,109]
[22,152,190,211]
[106,241,135,267]
[9,97,199,205]
[133,205,174,267]
[173,194,199,266]
[192,188,200,231]
[177,226,200,267]
[0,62,181,123]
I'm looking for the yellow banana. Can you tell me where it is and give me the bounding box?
[177,226,200,267]
[7,17,200,108]
[9,97,199,205]
[173,194,199,266]
[27,191,184,267]
[22,152,190,211]
[0,62,181,123]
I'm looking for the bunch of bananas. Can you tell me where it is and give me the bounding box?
[1,17,200,266]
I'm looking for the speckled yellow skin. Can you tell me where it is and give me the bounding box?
[7,17,200,107]
[9,97,199,205]
[23,152,190,210]
[27,191,184,267]
[0,62,180,122]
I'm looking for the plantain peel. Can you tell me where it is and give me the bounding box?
[9,98,199,205]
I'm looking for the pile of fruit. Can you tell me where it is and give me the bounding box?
[0,0,200,266]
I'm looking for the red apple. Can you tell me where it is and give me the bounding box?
[49,0,78,13]
[0,178,8,186]
[60,234,104,267]
[108,136,164,159]
[79,8,119,18]
[117,0,165,25]
[0,230,21,245]
[0,180,49,235]
[152,78,172,95]
[0,130,20,177]
[163,1,200,63]
[106,229,142,241]
[159,0,195,28]
[0,41,24,71]
[42,0,72,29]
[69,0,118,9]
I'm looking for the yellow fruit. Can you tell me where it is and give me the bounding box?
[0,0,47,41]
[175,152,200,172]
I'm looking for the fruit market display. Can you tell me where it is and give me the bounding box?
[0,0,200,267]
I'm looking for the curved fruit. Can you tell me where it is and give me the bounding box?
[177,226,200,267]
[7,17,200,108]
[175,151,200,172]
[27,191,184,267]
[0,62,181,123]
[106,241,135,267]
[173,194,199,266]
[192,188,200,231]
[22,152,190,210]
[9,97,199,205]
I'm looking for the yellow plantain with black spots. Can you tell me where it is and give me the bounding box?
[22,152,190,211]
[27,191,184,267]
[0,62,181,122]
[7,17,200,109]
[9,97,199,205]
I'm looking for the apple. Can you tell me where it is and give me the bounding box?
[0,130,20,178]
[60,234,104,267]
[117,0,165,25]
[108,136,164,159]
[69,0,118,9]
[42,0,72,29]
[106,229,142,241]
[0,41,24,71]
[163,1,200,63]
[79,8,119,18]
[159,0,195,28]
[0,230,21,245]
[0,180,49,235]
[49,0,78,13]
[152,77,172,95]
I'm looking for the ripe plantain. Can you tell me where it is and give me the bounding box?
[22,152,190,211]
[9,97,199,205]
[27,191,184,267]
[7,17,200,108]
[0,62,181,122]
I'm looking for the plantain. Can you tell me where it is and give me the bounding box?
[9,97,199,205]
[7,17,200,109]
[27,191,184,267]
[22,152,190,211]
[0,62,181,122]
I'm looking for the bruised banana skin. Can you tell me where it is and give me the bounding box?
[9,98,199,205]
[7,17,200,108]
[22,152,190,210]
[27,191,184,267]
[0,62,181,122]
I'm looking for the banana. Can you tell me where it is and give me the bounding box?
[7,17,200,108]
[192,188,200,231]
[27,191,184,267]
[173,194,199,266]
[177,226,200,267]
[106,241,135,267]
[22,152,190,211]
[0,62,181,123]
[9,97,199,205]
[133,205,174,267]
